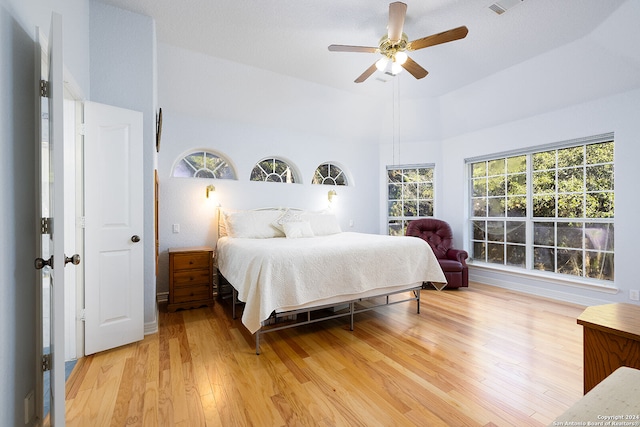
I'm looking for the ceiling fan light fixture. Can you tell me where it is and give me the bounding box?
[394,51,408,65]
[375,57,389,71]
[391,61,403,75]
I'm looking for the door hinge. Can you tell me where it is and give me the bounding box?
[77,216,86,229]
[42,354,51,372]
[41,217,53,235]
[77,123,86,135]
[78,308,86,322]
[40,80,49,98]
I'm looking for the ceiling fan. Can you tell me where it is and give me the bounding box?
[328,2,468,83]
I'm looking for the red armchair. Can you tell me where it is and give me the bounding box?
[406,218,469,289]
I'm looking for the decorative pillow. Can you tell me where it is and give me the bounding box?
[300,212,342,236]
[223,210,285,238]
[283,221,315,239]
[273,208,302,232]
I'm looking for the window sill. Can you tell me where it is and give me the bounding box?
[467,261,619,295]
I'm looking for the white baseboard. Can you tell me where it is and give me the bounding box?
[144,302,159,335]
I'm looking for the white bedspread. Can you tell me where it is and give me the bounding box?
[216,232,446,333]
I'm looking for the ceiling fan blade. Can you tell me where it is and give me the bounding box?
[388,2,408,42]
[355,63,378,83]
[328,44,378,53]
[401,57,428,79]
[408,26,469,51]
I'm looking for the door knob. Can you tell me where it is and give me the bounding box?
[35,256,53,270]
[131,235,141,243]
[65,254,81,266]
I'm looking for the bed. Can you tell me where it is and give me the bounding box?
[216,208,447,353]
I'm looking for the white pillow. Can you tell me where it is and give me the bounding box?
[300,212,342,236]
[273,208,302,232]
[283,221,315,239]
[223,210,285,238]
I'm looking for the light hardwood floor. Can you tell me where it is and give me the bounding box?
[63,283,586,426]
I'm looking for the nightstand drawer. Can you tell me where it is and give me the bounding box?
[172,284,211,303]
[173,269,210,286]
[172,252,210,270]
[168,246,215,312]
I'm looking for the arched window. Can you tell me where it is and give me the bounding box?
[172,150,236,179]
[250,157,299,183]
[312,163,348,186]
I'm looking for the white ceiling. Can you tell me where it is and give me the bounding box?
[94,0,628,98]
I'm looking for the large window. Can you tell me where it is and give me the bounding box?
[387,165,435,236]
[469,135,614,282]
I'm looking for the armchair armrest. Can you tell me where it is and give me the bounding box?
[446,249,468,265]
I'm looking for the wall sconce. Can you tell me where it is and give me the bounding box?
[206,184,216,198]
[327,189,337,203]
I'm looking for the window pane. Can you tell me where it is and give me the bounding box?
[388,183,402,200]
[388,200,402,217]
[586,192,614,218]
[403,182,417,199]
[585,251,614,280]
[534,222,555,246]
[506,196,526,217]
[194,169,214,178]
[388,220,404,236]
[172,151,236,179]
[534,247,555,272]
[506,221,526,244]
[472,178,486,197]
[533,195,555,218]
[487,176,505,197]
[388,169,402,183]
[507,155,526,173]
[533,170,556,194]
[557,249,583,276]
[507,173,526,196]
[533,151,555,171]
[557,146,583,168]
[557,167,583,193]
[418,201,433,217]
[473,241,486,261]
[488,159,505,176]
[487,221,504,242]
[487,243,504,264]
[403,200,417,217]
[488,198,505,217]
[472,162,486,178]
[557,194,583,218]
[419,182,434,199]
[473,221,486,240]
[557,222,583,249]
[586,141,614,164]
[473,198,487,217]
[585,223,614,251]
[586,164,613,191]
[506,245,526,267]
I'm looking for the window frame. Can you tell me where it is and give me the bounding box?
[466,133,614,286]
[171,150,236,180]
[250,157,300,184]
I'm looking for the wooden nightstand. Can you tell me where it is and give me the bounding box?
[168,246,215,312]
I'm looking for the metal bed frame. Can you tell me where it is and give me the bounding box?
[228,284,422,354]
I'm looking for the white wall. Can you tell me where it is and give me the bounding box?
[156,44,383,295]
[432,2,640,306]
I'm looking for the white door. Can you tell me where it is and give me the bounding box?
[35,12,74,426]
[84,102,144,355]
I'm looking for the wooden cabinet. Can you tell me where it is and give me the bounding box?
[168,246,215,312]
[577,303,640,394]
